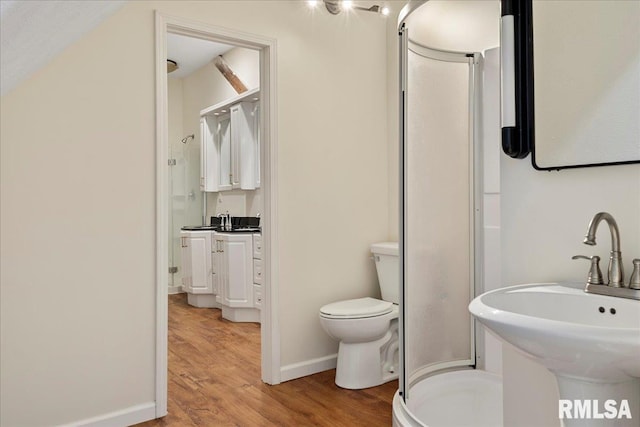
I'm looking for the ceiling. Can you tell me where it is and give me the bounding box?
[167,33,234,79]
[405,0,500,53]
[0,0,127,97]
[0,0,236,94]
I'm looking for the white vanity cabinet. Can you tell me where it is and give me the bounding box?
[182,229,260,320]
[180,230,213,294]
[200,88,260,192]
[212,233,254,309]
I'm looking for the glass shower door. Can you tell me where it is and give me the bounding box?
[168,134,203,289]
[400,28,480,401]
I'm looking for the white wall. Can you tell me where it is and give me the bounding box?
[0,1,390,425]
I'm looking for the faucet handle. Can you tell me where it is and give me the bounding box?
[629,259,640,290]
[572,255,605,285]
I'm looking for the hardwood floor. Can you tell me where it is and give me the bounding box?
[136,294,397,426]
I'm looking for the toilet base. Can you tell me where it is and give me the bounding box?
[335,323,399,389]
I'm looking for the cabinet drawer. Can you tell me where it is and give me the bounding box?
[253,284,263,308]
[253,259,263,285]
[253,234,262,259]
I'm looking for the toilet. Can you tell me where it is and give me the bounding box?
[319,242,399,389]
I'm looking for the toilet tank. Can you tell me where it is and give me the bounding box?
[370,242,399,304]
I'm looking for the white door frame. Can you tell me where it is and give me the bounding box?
[154,12,280,417]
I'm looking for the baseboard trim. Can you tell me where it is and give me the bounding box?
[280,354,337,383]
[168,285,182,295]
[56,402,156,427]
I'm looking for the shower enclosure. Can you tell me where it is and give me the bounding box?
[168,134,203,292]
[393,2,503,425]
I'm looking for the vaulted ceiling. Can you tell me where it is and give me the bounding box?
[0,0,127,96]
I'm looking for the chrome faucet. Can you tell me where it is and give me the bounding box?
[573,212,640,301]
[583,212,624,287]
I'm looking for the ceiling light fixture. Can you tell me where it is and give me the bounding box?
[320,0,388,16]
[167,59,179,73]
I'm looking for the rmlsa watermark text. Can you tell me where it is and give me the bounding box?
[559,399,632,420]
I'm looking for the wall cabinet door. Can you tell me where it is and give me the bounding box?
[200,93,260,193]
[200,117,217,192]
[230,102,258,190]
[180,230,213,294]
[218,233,254,308]
[216,114,232,191]
[252,101,260,189]
[201,115,232,192]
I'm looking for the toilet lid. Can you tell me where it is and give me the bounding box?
[320,297,393,318]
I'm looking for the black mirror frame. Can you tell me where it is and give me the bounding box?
[502,0,640,171]
[500,0,533,160]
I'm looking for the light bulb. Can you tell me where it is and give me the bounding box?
[307,0,318,8]
[381,6,390,16]
[342,0,353,10]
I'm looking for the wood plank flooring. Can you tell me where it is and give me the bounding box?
[136,294,397,426]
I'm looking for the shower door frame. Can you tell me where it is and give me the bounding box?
[399,25,483,401]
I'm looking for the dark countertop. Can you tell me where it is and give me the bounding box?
[181,225,261,233]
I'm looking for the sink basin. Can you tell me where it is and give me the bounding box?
[469,282,640,382]
[470,282,640,426]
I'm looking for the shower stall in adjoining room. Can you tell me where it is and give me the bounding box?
[394,1,503,426]
[167,127,203,292]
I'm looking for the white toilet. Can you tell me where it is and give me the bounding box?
[319,242,399,389]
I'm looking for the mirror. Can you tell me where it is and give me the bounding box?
[503,0,640,170]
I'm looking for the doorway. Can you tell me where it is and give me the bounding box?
[154,13,279,417]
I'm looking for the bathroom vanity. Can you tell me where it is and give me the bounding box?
[181,229,262,323]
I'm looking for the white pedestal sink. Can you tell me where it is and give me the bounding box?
[469,282,640,426]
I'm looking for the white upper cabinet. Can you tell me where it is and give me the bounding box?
[253,102,260,189]
[200,116,217,192]
[200,88,260,192]
[217,113,232,191]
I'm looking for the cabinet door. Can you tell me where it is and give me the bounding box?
[217,114,232,191]
[183,231,213,294]
[180,232,192,289]
[211,237,221,296]
[230,105,242,189]
[230,102,257,190]
[252,101,260,189]
[252,233,262,260]
[220,234,253,308]
[200,117,218,192]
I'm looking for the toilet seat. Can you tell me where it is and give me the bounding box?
[320,297,394,319]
